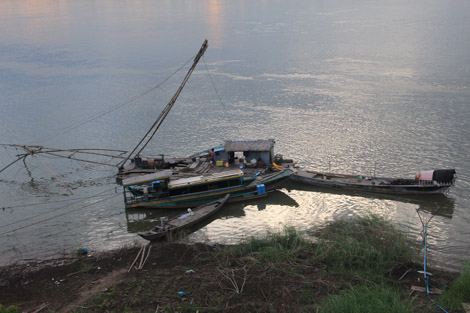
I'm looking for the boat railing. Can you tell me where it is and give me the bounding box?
[418,180,453,187]
[418,180,436,186]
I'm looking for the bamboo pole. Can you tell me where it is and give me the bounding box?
[128,246,144,272]
[141,245,152,269]
[41,152,121,167]
[138,245,146,269]
[38,147,128,158]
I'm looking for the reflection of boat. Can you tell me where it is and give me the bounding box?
[285,180,455,219]
[291,169,456,195]
[125,189,299,233]
[139,195,229,241]
[123,168,294,209]
[218,189,299,215]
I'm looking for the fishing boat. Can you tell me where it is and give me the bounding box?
[138,194,230,241]
[117,138,296,180]
[291,169,456,195]
[123,167,294,209]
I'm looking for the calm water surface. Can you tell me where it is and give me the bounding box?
[1,0,469,270]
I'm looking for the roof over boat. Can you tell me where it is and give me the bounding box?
[224,139,275,152]
[122,169,173,186]
[169,169,243,189]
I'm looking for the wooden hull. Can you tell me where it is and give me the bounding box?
[291,170,453,195]
[125,168,294,209]
[139,195,230,241]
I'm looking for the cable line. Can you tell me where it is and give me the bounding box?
[0,188,116,229]
[0,156,25,174]
[119,40,208,167]
[416,209,449,313]
[2,190,117,210]
[36,56,194,144]
[203,55,227,112]
[0,193,119,236]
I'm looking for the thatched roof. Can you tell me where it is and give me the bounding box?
[224,139,275,152]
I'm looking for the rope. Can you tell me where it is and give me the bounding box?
[203,55,227,112]
[35,56,194,144]
[122,40,208,165]
[0,156,25,174]
[0,194,119,237]
[117,57,197,167]
[2,191,116,209]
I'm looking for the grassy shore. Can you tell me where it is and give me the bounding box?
[0,214,468,312]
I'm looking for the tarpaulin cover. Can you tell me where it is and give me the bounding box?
[432,169,456,184]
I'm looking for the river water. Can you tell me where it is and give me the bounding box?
[1,0,469,270]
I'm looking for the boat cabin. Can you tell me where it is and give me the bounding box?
[218,139,275,167]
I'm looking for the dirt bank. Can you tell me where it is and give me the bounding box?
[0,240,458,313]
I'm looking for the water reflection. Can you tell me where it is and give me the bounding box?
[206,0,225,49]
[284,180,455,219]
[125,190,298,234]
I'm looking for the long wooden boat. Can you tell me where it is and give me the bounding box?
[291,169,456,195]
[123,168,294,209]
[138,195,230,241]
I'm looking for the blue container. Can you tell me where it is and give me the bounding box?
[257,184,266,195]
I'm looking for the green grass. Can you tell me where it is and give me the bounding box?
[317,284,415,313]
[0,305,21,313]
[437,262,470,312]
[218,225,312,264]
[312,214,418,282]
[215,214,418,285]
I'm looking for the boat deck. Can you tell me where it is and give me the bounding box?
[291,169,455,195]
[118,159,273,181]
[294,170,417,186]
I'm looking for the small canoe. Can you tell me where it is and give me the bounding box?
[291,169,456,195]
[138,194,229,241]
